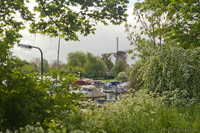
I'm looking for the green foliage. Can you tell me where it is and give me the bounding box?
[79,90,200,132]
[66,52,107,78]
[141,46,200,104]
[39,59,50,73]
[31,0,129,41]
[126,0,168,60]
[59,67,69,76]
[73,66,85,77]
[0,64,81,131]
[0,0,33,86]
[50,60,66,70]
[101,54,114,72]
[128,0,200,101]
[0,0,129,52]
[31,58,41,73]
[129,62,143,91]
[66,52,87,76]
[67,52,87,68]
[4,125,45,133]
[83,53,107,78]
[101,79,117,82]
[0,0,33,45]
[22,58,50,74]
[116,71,128,82]
[8,58,35,74]
[20,60,35,73]
[4,89,200,132]
[124,66,132,78]
[112,58,127,76]
[164,0,200,48]
[3,0,200,132]
[126,0,200,60]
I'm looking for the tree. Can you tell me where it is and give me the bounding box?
[0,0,129,86]
[0,0,129,60]
[67,51,87,68]
[31,0,129,41]
[0,1,34,128]
[126,0,200,93]
[126,0,200,60]
[31,58,41,73]
[101,54,114,72]
[163,0,200,48]
[126,0,169,60]
[31,58,50,73]
[66,51,87,76]
[59,67,69,76]
[83,53,107,78]
[20,60,35,73]
[40,59,49,73]
[50,60,65,69]
[112,58,127,77]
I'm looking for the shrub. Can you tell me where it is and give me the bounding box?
[0,66,81,131]
[141,46,200,104]
[116,71,128,82]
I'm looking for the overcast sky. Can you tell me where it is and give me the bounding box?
[12,0,137,65]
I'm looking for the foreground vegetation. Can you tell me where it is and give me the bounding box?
[3,89,200,133]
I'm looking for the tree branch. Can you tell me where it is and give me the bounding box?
[38,0,60,28]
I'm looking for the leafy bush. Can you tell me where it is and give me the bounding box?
[141,47,200,104]
[116,71,128,82]
[0,62,81,131]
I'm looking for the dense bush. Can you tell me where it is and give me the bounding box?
[0,63,81,131]
[138,47,200,104]
[116,71,128,82]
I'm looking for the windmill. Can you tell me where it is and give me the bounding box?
[102,37,128,66]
